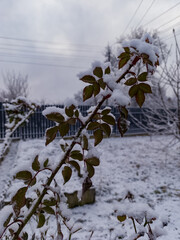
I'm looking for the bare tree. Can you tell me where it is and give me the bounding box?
[131,30,180,141]
[0,71,29,101]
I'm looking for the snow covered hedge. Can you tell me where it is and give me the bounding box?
[0,97,37,163]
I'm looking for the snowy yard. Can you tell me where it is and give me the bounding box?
[0,135,180,239]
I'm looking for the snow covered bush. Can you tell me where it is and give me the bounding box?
[0,97,37,163]
[0,34,161,240]
[116,201,166,240]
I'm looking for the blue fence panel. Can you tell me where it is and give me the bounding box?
[0,104,148,139]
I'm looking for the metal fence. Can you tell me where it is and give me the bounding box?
[0,103,147,139]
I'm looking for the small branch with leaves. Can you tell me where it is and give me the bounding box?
[0,34,160,239]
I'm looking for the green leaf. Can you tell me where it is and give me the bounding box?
[139,83,152,93]
[94,129,103,146]
[43,159,49,168]
[135,89,145,107]
[118,52,130,59]
[43,198,56,206]
[117,116,128,137]
[80,75,96,84]
[12,187,27,215]
[87,122,100,130]
[67,118,76,125]
[93,113,101,120]
[42,206,55,215]
[25,177,36,186]
[124,78,137,86]
[32,155,40,171]
[117,215,126,222]
[69,160,81,177]
[118,56,130,69]
[138,72,148,82]
[124,47,130,53]
[120,106,128,119]
[70,150,83,161]
[22,232,28,240]
[3,213,13,227]
[93,67,103,78]
[141,53,149,59]
[93,82,100,96]
[58,122,69,137]
[105,66,111,74]
[37,213,45,228]
[101,123,111,137]
[83,135,88,150]
[65,107,74,118]
[98,78,106,90]
[86,163,95,178]
[86,157,100,166]
[102,115,116,125]
[83,85,94,101]
[15,171,32,181]
[129,85,139,98]
[75,109,79,118]
[60,144,66,152]
[146,59,153,66]
[45,112,64,123]
[62,166,72,184]
[101,108,111,115]
[45,126,58,146]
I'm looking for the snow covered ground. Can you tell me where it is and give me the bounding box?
[0,135,180,239]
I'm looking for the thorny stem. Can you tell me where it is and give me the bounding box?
[12,96,109,239]
[27,167,52,188]
[0,219,23,239]
[11,59,136,239]
[116,57,137,83]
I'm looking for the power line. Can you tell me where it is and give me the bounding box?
[162,29,180,41]
[0,35,102,49]
[0,52,96,64]
[135,0,156,29]
[144,1,180,26]
[156,15,180,30]
[159,21,180,35]
[0,46,99,60]
[122,0,144,35]
[0,59,87,69]
[0,42,102,54]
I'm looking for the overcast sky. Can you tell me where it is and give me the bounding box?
[0,0,179,103]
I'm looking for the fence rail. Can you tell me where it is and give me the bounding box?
[0,103,147,139]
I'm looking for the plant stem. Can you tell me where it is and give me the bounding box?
[131,217,137,234]
[12,96,108,239]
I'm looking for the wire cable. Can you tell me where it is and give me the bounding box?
[0,59,87,69]
[122,0,144,35]
[156,15,180,30]
[135,0,156,29]
[159,21,180,35]
[0,41,102,54]
[144,1,180,26]
[0,46,99,60]
[0,35,101,49]
[0,52,96,63]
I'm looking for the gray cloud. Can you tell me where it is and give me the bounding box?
[0,0,179,103]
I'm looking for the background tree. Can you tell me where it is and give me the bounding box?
[0,71,29,102]
[133,30,180,141]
